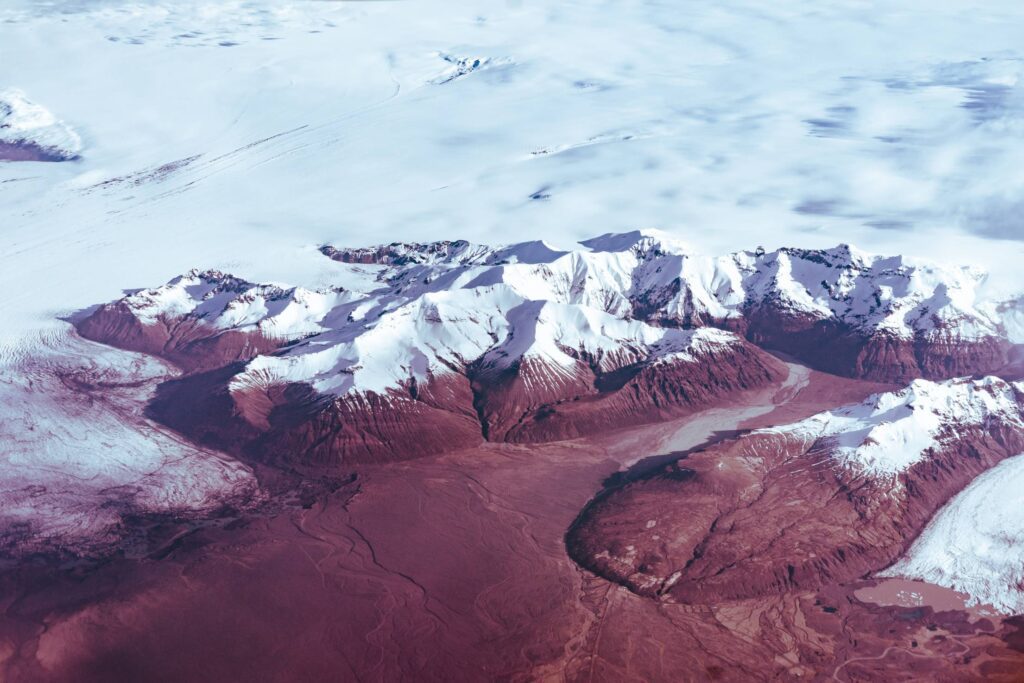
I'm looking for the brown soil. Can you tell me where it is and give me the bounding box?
[567,380,1024,605]
[2,364,1021,681]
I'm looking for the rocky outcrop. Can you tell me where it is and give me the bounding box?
[476,342,785,443]
[567,377,1024,603]
[736,307,1012,384]
[319,240,492,266]
[75,232,1024,467]
[141,343,782,468]
[148,367,484,466]
[77,299,283,373]
[0,89,82,162]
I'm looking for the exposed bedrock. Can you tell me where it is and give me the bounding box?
[77,301,282,374]
[473,342,785,443]
[143,343,783,467]
[735,307,1012,384]
[72,230,1024,469]
[147,367,483,467]
[567,381,1024,603]
[76,295,1013,469]
[80,308,786,466]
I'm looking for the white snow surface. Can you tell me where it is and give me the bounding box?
[0,88,82,158]
[2,0,1024,566]
[761,376,1024,477]
[114,237,749,398]
[0,331,261,556]
[105,231,1020,400]
[3,0,1024,350]
[882,453,1024,614]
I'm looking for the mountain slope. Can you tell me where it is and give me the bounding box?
[77,231,1022,465]
[79,238,788,465]
[881,452,1024,614]
[320,230,1020,382]
[567,376,1024,603]
[0,89,81,162]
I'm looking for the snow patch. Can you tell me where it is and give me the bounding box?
[0,331,261,556]
[100,232,1024,405]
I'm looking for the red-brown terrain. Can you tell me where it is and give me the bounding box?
[2,362,1024,681]
[76,298,283,374]
[9,235,1024,681]
[77,299,787,466]
[735,308,1014,384]
[567,401,1024,604]
[7,0,1024,675]
[73,233,1024,472]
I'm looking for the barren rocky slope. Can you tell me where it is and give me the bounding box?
[77,231,1022,468]
[4,367,1023,682]
[0,89,81,162]
[568,377,1024,605]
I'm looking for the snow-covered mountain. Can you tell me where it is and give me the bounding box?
[321,230,1020,383]
[0,89,81,162]
[568,376,1024,604]
[77,231,1023,465]
[761,376,1024,477]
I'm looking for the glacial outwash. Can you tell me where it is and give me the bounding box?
[71,230,1024,626]
[10,2,1024,678]
[567,376,1024,603]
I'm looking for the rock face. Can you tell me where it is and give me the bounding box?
[76,299,283,374]
[329,230,1021,383]
[148,363,486,466]
[472,335,782,444]
[567,376,1024,603]
[79,264,784,466]
[738,307,1011,383]
[77,231,1022,466]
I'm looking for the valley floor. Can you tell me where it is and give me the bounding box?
[1,363,1022,681]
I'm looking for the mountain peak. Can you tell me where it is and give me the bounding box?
[769,376,1024,477]
[578,228,692,256]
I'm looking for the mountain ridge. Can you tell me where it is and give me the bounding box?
[77,231,1023,466]
[567,376,1024,604]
